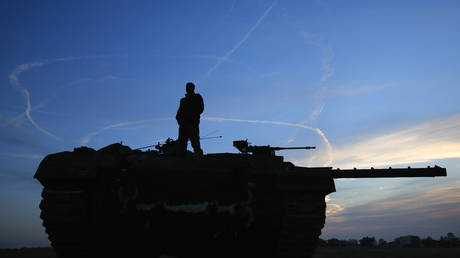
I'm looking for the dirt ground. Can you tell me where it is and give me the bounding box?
[1,247,460,258]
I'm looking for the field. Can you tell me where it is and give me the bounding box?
[313,247,460,258]
[1,247,459,257]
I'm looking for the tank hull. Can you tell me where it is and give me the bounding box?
[35,144,335,258]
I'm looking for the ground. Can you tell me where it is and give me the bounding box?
[1,247,460,257]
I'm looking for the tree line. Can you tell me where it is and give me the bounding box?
[318,232,460,248]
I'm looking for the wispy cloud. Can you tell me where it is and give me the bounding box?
[205,0,278,77]
[202,116,333,165]
[326,203,345,216]
[328,114,460,168]
[324,186,460,238]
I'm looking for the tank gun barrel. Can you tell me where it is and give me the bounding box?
[331,166,446,178]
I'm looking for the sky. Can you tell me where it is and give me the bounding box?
[1,0,460,248]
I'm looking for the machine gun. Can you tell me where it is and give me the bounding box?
[233,139,315,157]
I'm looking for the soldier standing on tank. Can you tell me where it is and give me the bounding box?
[176,82,204,155]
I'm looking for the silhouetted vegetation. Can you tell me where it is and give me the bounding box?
[318,232,460,248]
[359,236,377,247]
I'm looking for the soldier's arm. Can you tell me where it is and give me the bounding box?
[176,98,184,122]
[198,94,204,114]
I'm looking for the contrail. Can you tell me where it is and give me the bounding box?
[298,32,335,82]
[23,88,59,139]
[8,55,110,139]
[205,0,278,77]
[80,115,333,165]
[80,118,174,146]
[9,61,59,139]
[202,116,333,165]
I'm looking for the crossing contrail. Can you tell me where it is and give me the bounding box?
[80,118,174,146]
[205,0,278,77]
[9,61,59,139]
[8,55,110,140]
[202,116,333,165]
[79,115,333,165]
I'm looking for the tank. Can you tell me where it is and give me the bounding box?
[34,139,447,258]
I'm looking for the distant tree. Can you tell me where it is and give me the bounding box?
[327,238,341,247]
[440,232,460,248]
[378,238,387,247]
[360,236,376,247]
[347,239,359,246]
[421,236,437,248]
[394,235,421,247]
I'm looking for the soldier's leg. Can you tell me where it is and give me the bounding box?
[189,122,203,155]
[177,125,188,154]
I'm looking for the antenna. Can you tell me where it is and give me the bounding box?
[200,135,222,140]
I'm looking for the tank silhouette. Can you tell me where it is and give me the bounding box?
[34,139,446,258]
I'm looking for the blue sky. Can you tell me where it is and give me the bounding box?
[1,0,460,247]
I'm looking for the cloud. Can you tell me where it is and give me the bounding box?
[324,186,460,239]
[325,195,345,217]
[205,0,278,77]
[326,203,345,216]
[202,116,333,165]
[328,114,460,168]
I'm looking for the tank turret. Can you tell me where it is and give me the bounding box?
[34,139,446,258]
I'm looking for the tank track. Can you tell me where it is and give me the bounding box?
[277,192,326,258]
[39,186,91,258]
[39,186,326,258]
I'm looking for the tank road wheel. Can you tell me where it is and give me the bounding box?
[39,187,90,258]
[278,192,326,258]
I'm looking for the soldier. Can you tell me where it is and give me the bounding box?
[176,82,204,155]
